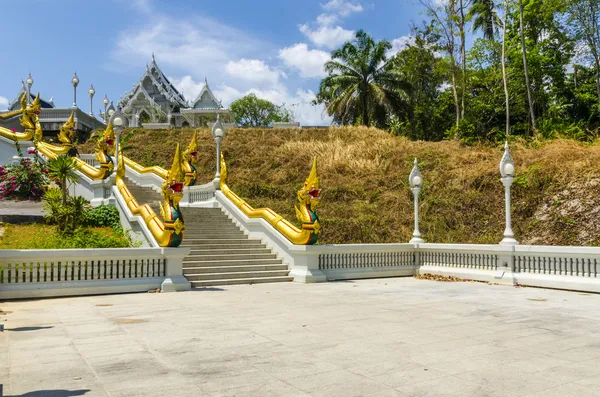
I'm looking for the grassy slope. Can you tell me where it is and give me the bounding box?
[0,224,130,249]
[80,127,600,246]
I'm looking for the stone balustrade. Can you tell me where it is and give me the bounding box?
[0,247,191,299]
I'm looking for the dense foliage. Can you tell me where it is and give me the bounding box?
[315,0,600,142]
[230,94,294,127]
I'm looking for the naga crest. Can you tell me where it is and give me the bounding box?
[160,144,185,220]
[20,93,42,131]
[183,129,199,165]
[182,129,199,186]
[294,157,321,240]
[96,123,116,156]
[58,112,76,146]
[297,157,320,212]
[95,123,116,175]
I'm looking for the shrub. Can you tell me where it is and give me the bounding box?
[84,205,122,230]
[0,157,48,200]
[42,188,92,233]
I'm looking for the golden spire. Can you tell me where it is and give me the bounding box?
[31,93,41,109]
[169,143,184,182]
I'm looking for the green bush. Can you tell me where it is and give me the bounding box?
[84,205,121,229]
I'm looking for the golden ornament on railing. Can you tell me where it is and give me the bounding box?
[220,154,321,245]
[116,144,185,247]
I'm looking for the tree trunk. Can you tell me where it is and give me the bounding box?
[451,62,460,130]
[595,59,600,108]
[502,0,511,136]
[61,177,67,207]
[519,0,536,133]
[459,0,467,120]
[362,85,370,126]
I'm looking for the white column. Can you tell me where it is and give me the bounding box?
[500,176,518,245]
[410,186,424,243]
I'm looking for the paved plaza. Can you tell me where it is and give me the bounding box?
[2,278,600,396]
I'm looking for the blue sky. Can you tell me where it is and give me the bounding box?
[0,0,426,125]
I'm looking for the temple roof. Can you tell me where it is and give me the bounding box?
[8,81,55,111]
[119,54,187,111]
[191,78,222,110]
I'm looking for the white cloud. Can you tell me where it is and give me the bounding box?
[299,24,354,49]
[131,0,151,13]
[316,13,338,26]
[225,59,285,87]
[387,35,415,57]
[321,0,364,16]
[279,44,330,79]
[0,96,8,110]
[111,16,264,77]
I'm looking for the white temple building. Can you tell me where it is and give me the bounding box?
[117,54,231,128]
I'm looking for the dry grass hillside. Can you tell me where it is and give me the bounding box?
[79,127,600,246]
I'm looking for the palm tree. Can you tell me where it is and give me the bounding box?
[47,155,78,206]
[315,30,411,127]
[468,0,501,40]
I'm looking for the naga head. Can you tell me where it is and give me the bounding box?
[22,93,42,116]
[97,123,116,156]
[297,157,320,211]
[183,129,199,165]
[182,129,199,186]
[58,112,76,146]
[162,144,185,208]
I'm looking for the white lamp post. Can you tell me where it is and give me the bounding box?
[409,158,424,244]
[71,72,79,109]
[109,109,128,167]
[102,95,109,121]
[500,141,518,245]
[107,101,115,120]
[212,115,227,187]
[26,73,33,106]
[88,85,95,116]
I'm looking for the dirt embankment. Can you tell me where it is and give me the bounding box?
[80,127,600,246]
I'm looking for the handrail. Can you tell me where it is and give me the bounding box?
[123,156,168,179]
[219,154,321,245]
[116,146,185,247]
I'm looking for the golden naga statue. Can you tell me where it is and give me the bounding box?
[182,129,199,186]
[116,144,185,247]
[220,154,321,245]
[37,122,115,181]
[0,93,42,141]
[38,112,76,155]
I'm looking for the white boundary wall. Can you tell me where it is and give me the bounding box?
[0,247,191,299]
[215,192,600,293]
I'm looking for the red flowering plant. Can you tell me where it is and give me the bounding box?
[0,142,49,200]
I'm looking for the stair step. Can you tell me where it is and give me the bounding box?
[183,258,283,266]
[185,270,290,281]
[183,243,267,250]
[181,239,262,245]
[190,276,294,287]
[188,248,273,255]
[184,253,277,261]
[183,264,288,274]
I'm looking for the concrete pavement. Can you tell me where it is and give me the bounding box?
[2,277,600,396]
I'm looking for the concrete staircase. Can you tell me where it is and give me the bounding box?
[123,178,293,287]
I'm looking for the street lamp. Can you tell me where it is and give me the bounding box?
[409,158,424,244]
[71,72,79,109]
[499,141,518,245]
[102,95,109,121]
[109,109,128,167]
[26,73,33,106]
[211,115,227,187]
[107,101,115,119]
[88,85,95,116]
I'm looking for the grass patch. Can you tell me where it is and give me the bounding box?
[80,127,600,246]
[0,224,131,249]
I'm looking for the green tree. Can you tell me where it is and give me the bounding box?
[313,30,411,128]
[230,94,294,127]
[392,25,450,140]
[468,0,502,40]
[46,155,77,206]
